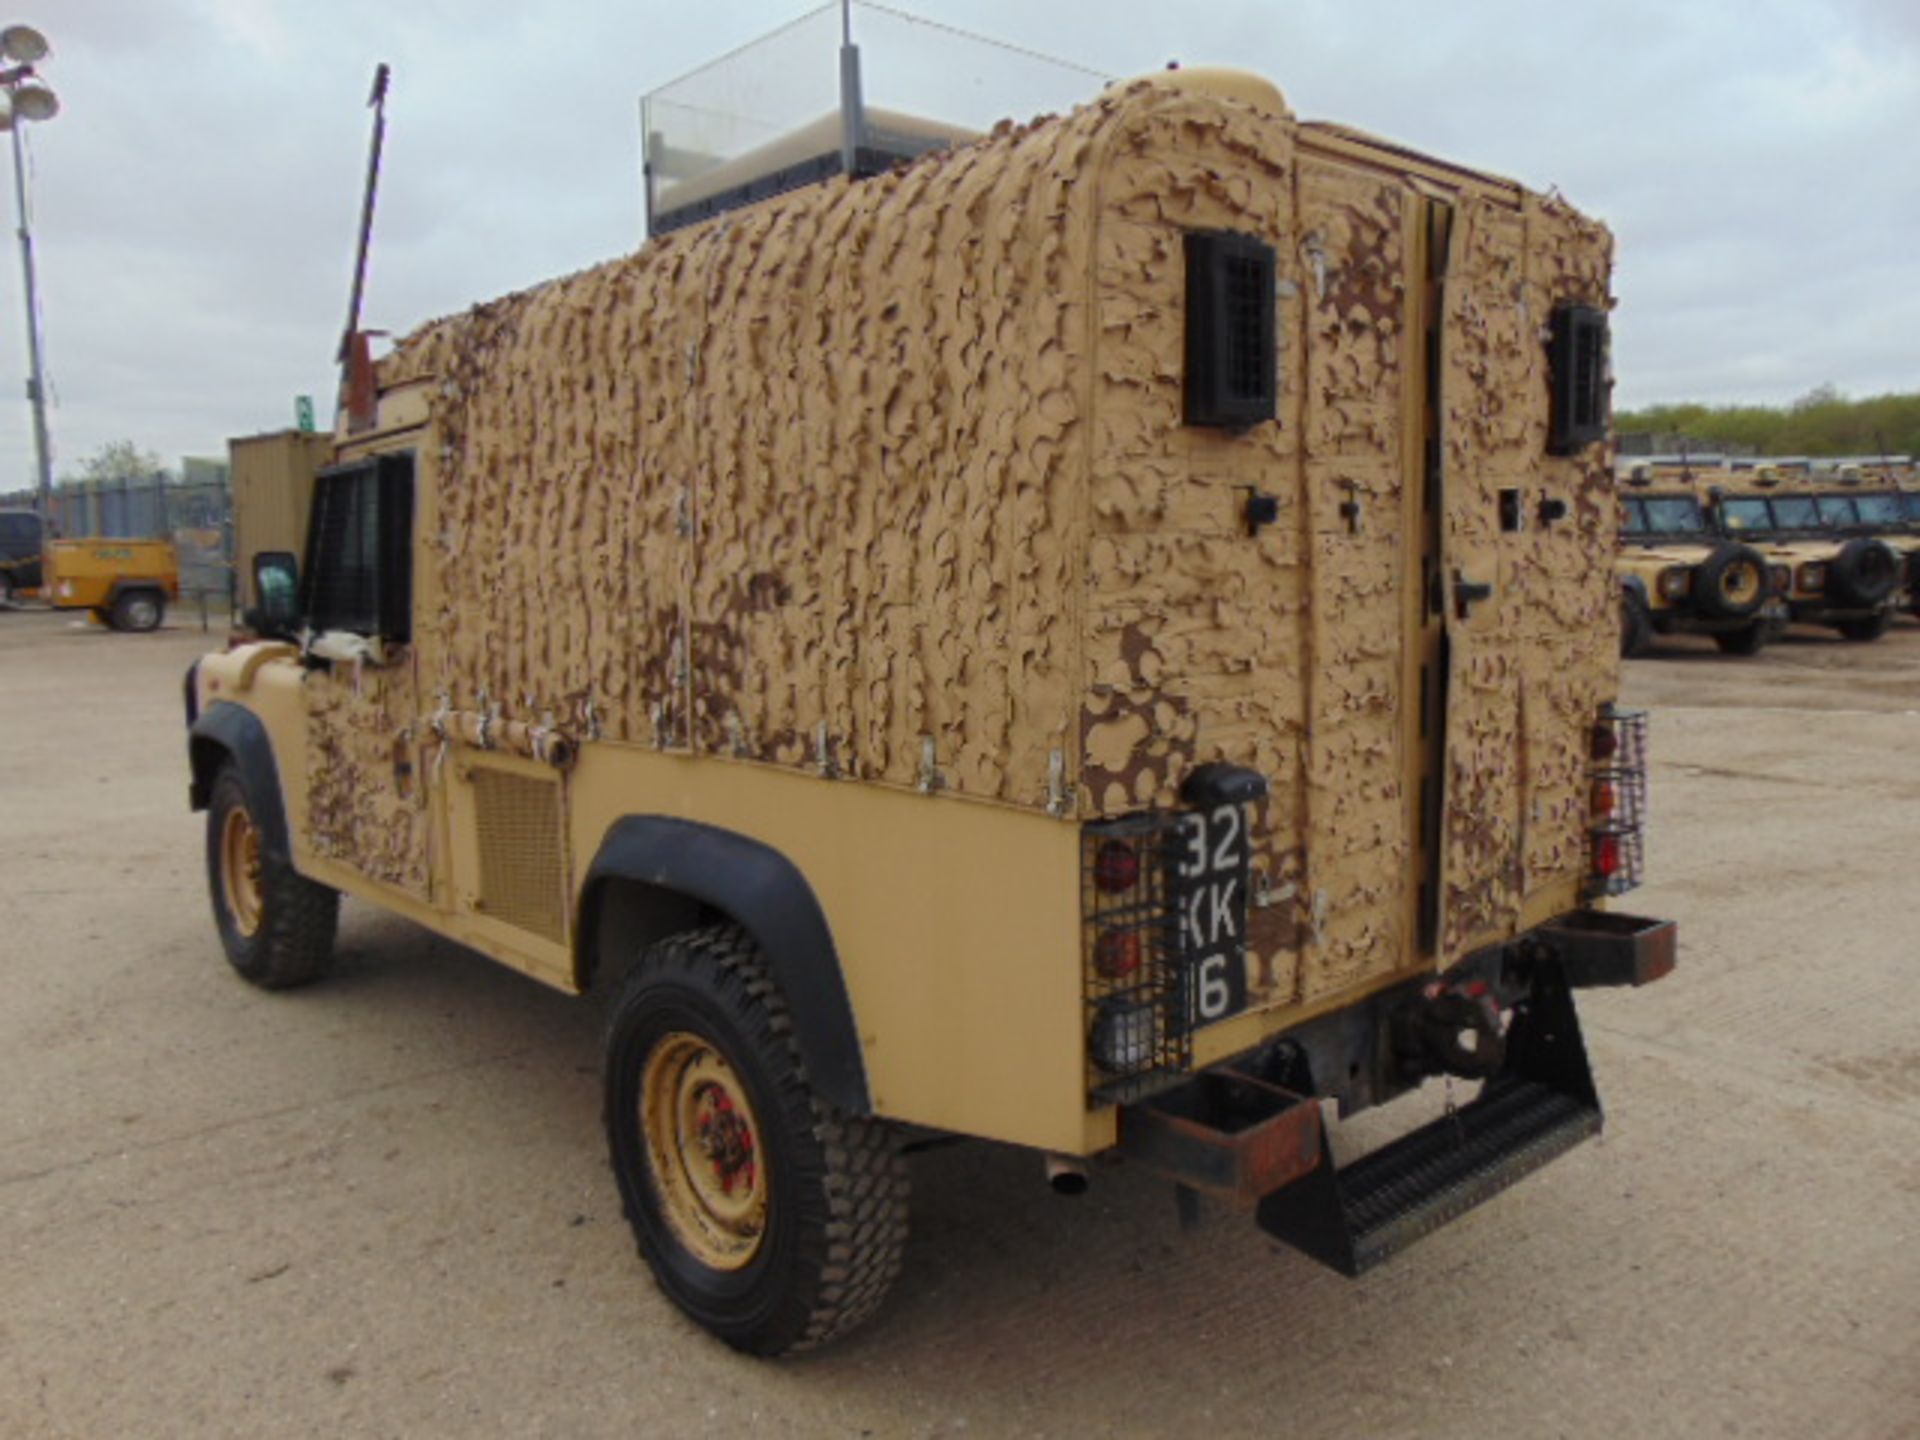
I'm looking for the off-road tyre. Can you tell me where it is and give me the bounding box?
[205,764,338,989]
[109,588,164,632]
[1837,613,1890,642]
[604,923,908,1357]
[1827,539,1898,609]
[1692,543,1769,621]
[1712,620,1769,656]
[1621,586,1653,658]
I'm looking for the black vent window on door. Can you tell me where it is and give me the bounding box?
[1185,230,1278,430]
[1546,305,1608,455]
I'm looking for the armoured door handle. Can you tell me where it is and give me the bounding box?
[1453,573,1494,618]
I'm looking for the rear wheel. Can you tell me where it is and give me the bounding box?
[1713,621,1769,656]
[0,571,14,606]
[604,924,908,1356]
[205,764,338,988]
[1838,614,1889,642]
[110,588,164,632]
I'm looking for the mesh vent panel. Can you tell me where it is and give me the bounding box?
[471,767,567,944]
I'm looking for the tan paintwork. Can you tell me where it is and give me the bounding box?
[1618,540,1716,617]
[205,74,1618,1154]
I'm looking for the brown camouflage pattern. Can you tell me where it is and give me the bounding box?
[367,78,1616,1004]
[304,657,432,896]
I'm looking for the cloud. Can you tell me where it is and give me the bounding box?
[2,0,1915,483]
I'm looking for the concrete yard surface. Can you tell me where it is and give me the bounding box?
[1,607,1916,1438]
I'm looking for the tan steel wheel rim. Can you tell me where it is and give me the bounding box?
[1722,564,1761,607]
[221,805,264,938]
[640,1032,767,1270]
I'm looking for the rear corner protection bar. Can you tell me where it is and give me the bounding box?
[1118,908,1675,1277]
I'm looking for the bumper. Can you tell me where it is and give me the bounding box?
[1652,598,1785,636]
[1116,908,1675,1273]
[1538,909,1676,986]
[1788,599,1890,625]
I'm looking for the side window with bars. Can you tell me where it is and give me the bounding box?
[1184,229,1278,430]
[1546,304,1609,455]
[301,453,414,641]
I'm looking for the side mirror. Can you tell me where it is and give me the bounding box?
[249,551,301,637]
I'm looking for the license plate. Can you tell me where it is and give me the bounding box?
[1172,801,1251,1027]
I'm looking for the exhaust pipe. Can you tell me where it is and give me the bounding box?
[1044,1153,1089,1196]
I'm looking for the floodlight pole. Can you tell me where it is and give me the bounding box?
[1,61,53,521]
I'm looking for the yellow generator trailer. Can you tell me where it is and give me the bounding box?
[46,537,179,631]
[186,59,1674,1355]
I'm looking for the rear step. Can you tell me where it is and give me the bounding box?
[1256,962,1603,1276]
[1256,1078,1600,1275]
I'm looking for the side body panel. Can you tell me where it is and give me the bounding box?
[380,105,1111,810]
[566,747,1093,1152]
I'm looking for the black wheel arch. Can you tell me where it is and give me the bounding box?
[578,816,870,1116]
[188,702,293,870]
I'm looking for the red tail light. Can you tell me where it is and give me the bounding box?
[1594,834,1621,877]
[1093,839,1141,893]
[1094,928,1142,978]
[1588,706,1647,898]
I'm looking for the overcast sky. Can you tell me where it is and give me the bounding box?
[7,0,1916,480]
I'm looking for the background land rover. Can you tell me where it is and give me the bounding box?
[1616,489,1778,657]
[1806,486,1920,621]
[186,66,1674,1356]
[1714,490,1901,641]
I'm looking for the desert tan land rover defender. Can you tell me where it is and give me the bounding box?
[1800,464,1920,626]
[1710,467,1903,641]
[186,66,1675,1355]
[1616,471,1781,656]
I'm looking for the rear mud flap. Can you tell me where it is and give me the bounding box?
[1253,962,1601,1276]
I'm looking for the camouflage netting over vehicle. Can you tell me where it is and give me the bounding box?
[373,75,1616,992]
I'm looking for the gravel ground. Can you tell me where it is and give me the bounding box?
[1,606,1916,1439]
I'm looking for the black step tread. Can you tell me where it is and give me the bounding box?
[1340,1079,1600,1270]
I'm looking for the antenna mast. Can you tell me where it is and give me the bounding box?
[339,63,391,368]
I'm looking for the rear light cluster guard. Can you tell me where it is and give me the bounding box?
[1080,812,1192,1106]
[1587,704,1648,898]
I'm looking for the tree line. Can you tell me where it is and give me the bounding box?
[1616,386,1920,458]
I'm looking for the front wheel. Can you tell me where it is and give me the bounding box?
[604,924,908,1356]
[205,765,339,988]
[1838,614,1890,642]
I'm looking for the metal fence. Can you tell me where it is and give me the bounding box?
[0,473,235,604]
